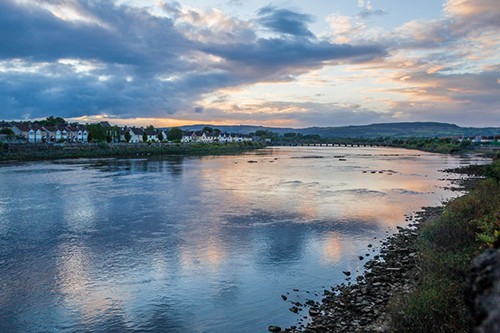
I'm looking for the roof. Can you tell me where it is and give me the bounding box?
[13,123,31,131]
[144,129,158,135]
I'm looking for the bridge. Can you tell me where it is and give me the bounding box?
[273,142,385,147]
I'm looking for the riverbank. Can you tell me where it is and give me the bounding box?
[271,158,499,333]
[0,141,266,161]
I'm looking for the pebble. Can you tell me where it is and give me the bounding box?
[279,206,444,333]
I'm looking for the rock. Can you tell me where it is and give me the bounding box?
[466,238,500,333]
[309,308,321,316]
[276,206,444,333]
[281,295,287,301]
[268,325,282,332]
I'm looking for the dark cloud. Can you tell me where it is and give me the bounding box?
[256,6,314,37]
[202,39,385,81]
[0,0,191,71]
[0,0,387,123]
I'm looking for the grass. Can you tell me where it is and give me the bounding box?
[389,158,500,333]
[0,141,267,161]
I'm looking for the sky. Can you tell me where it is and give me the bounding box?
[0,0,499,128]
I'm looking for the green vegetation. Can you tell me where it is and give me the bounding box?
[0,141,266,161]
[270,135,498,154]
[167,127,183,141]
[124,131,131,143]
[34,116,66,127]
[0,127,15,135]
[86,123,107,142]
[389,158,500,333]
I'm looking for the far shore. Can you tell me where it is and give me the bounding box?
[0,141,267,162]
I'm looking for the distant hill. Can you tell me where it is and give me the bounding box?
[178,122,500,138]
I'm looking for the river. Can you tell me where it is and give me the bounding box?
[0,147,488,332]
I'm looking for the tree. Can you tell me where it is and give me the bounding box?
[142,131,148,143]
[86,123,106,142]
[36,116,66,126]
[158,132,164,142]
[124,131,131,143]
[106,134,112,143]
[167,127,183,141]
[0,128,14,136]
[202,126,213,134]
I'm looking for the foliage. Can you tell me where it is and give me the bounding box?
[0,127,14,135]
[390,173,500,333]
[0,141,267,161]
[167,127,183,141]
[142,131,148,143]
[202,126,214,134]
[86,123,106,142]
[158,132,164,141]
[124,131,131,143]
[35,116,66,126]
[107,126,121,143]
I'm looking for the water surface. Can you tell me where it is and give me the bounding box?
[0,147,487,332]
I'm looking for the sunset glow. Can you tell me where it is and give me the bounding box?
[1,0,498,127]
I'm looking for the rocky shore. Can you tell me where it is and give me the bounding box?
[269,161,498,333]
[269,206,444,333]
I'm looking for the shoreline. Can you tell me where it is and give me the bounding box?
[0,142,266,162]
[268,206,443,333]
[270,167,490,333]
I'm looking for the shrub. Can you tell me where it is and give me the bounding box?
[390,174,500,333]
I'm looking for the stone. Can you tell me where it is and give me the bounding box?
[268,325,282,332]
[466,239,500,333]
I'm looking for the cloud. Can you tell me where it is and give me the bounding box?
[0,0,497,127]
[256,6,314,37]
[226,0,243,6]
[0,0,388,122]
[357,0,388,18]
[321,0,500,126]
[202,39,385,81]
[0,1,191,71]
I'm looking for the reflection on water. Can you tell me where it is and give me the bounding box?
[0,147,488,332]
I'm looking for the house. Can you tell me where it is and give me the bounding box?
[144,128,159,142]
[121,127,143,143]
[12,123,31,141]
[159,130,167,141]
[43,125,62,142]
[472,136,483,143]
[30,124,44,143]
[130,127,143,143]
[181,131,194,143]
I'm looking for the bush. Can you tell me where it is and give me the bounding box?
[390,174,500,333]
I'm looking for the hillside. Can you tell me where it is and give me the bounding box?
[178,122,500,138]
